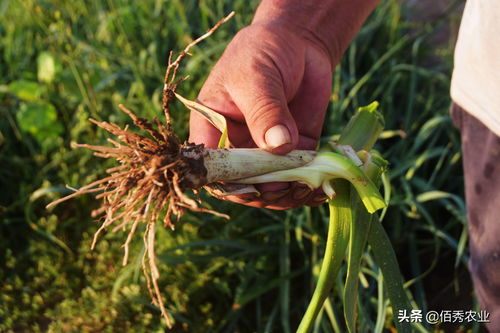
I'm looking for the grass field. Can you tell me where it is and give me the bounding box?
[0,0,480,332]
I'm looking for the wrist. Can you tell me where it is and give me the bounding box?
[253,0,380,66]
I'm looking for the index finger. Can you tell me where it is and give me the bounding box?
[189,110,221,148]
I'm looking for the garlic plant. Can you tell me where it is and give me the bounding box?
[47,13,419,332]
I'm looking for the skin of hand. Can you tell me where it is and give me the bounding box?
[189,0,380,210]
[189,22,332,209]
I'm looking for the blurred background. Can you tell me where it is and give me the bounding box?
[1,0,477,332]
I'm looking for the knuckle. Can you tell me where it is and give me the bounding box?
[246,94,282,125]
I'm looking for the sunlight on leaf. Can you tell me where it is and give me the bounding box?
[37,52,56,83]
[16,102,63,148]
[8,80,43,102]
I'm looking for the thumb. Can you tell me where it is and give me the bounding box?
[226,67,298,154]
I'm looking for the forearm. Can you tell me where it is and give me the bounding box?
[253,0,381,65]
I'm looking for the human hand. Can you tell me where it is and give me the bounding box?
[189,22,332,209]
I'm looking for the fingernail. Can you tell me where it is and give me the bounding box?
[292,187,310,200]
[313,194,329,203]
[261,189,289,202]
[256,182,290,193]
[265,125,291,149]
[235,194,257,202]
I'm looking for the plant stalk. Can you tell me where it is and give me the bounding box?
[296,181,352,333]
[203,148,316,183]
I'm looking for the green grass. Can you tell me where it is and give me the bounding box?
[0,0,477,332]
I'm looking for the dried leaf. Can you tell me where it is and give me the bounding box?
[175,93,231,148]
